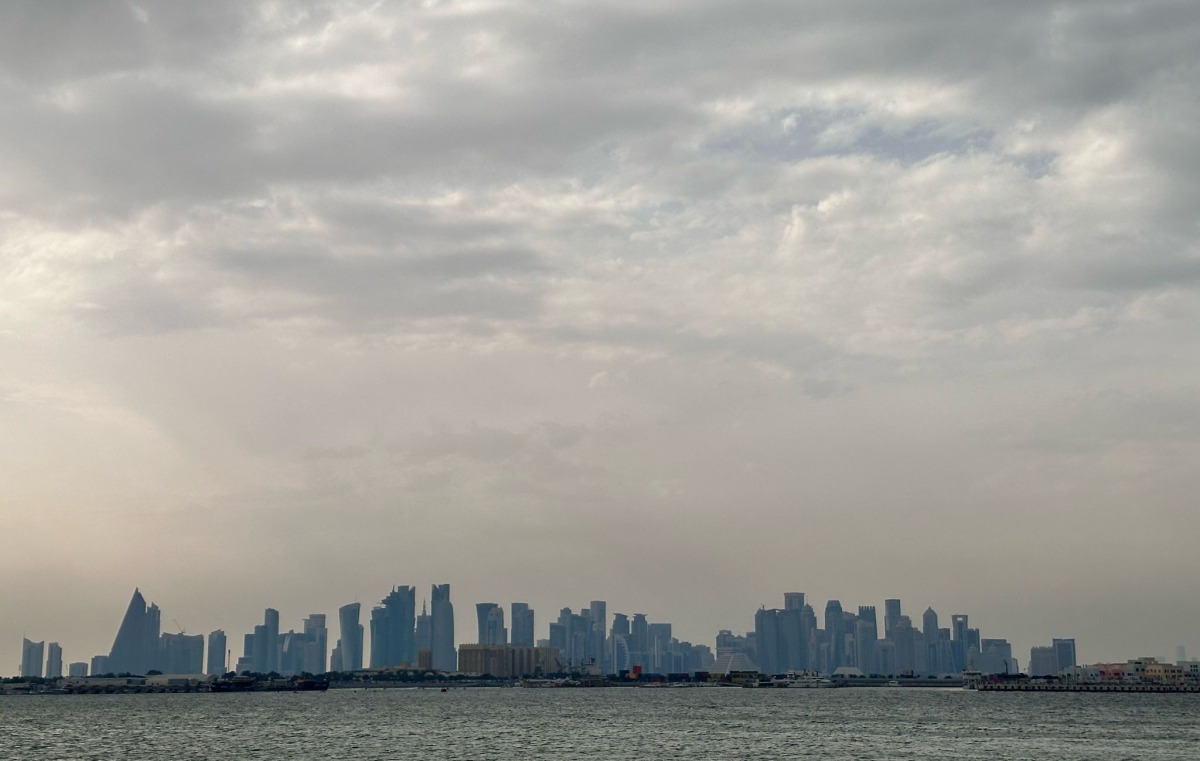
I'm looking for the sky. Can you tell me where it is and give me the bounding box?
[2,0,1199,675]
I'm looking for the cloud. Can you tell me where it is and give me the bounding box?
[3,0,1200,669]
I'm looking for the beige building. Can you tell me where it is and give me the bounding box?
[457,645,564,677]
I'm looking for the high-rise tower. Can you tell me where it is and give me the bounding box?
[207,630,227,675]
[371,586,416,667]
[338,603,364,672]
[511,603,535,647]
[21,639,45,678]
[430,584,456,672]
[107,589,162,675]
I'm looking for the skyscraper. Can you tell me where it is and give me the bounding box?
[430,584,456,672]
[1052,638,1077,671]
[951,614,969,673]
[159,632,204,674]
[511,603,535,648]
[207,630,227,675]
[754,608,782,675]
[589,601,608,670]
[265,608,281,672]
[884,598,902,641]
[108,589,161,675]
[371,586,417,667]
[46,642,63,679]
[855,607,878,676]
[21,639,44,678]
[338,603,364,672]
[415,601,432,654]
[824,600,845,672]
[476,603,501,644]
[302,614,328,674]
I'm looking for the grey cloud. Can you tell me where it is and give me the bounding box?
[6,0,1200,669]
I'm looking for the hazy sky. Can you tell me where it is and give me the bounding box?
[3,1,1199,674]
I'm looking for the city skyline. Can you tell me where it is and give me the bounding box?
[3,2,1200,679]
[9,584,1193,679]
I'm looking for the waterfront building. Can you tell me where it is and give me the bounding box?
[68,662,88,678]
[951,614,969,672]
[1053,638,1077,671]
[975,638,1017,675]
[263,608,280,673]
[894,616,916,674]
[107,589,161,675]
[430,584,456,672]
[371,586,417,667]
[884,599,902,641]
[824,600,845,672]
[611,633,631,672]
[1028,646,1058,676]
[854,612,878,675]
[780,604,807,672]
[457,645,565,678]
[159,632,204,674]
[20,639,44,678]
[754,608,782,675]
[415,601,432,653]
[302,614,328,674]
[648,622,672,673]
[207,630,227,675]
[251,624,270,672]
[46,642,63,679]
[511,603,534,647]
[589,601,608,671]
[338,602,364,672]
[476,603,504,645]
[90,655,110,676]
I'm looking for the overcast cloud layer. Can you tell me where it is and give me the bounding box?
[3,1,1199,671]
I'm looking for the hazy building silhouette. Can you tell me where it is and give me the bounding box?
[371,586,416,667]
[108,589,161,675]
[754,608,782,675]
[630,613,649,671]
[855,607,878,675]
[21,639,44,678]
[430,584,455,672]
[90,655,110,676]
[976,638,1017,674]
[46,642,63,679]
[476,602,507,645]
[511,603,534,647]
[263,608,280,673]
[207,630,227,675]
[302,614,328,674]
[648,622,672,674]
[338,602,364,672]
[883,599,901,641]
[824,600,845,672]
[589,601,608,671]
[951,614,969,672]
[1052,638,1077,671]
[159,632,204,674]
[893,616,916,674]
[415,601,432,654]
[68,662,88,678]
[1028,645,1058,676]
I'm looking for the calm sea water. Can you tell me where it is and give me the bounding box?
[3,687,1199,760]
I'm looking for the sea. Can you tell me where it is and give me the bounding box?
[3,687,1198,760]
